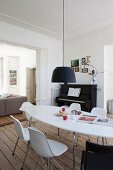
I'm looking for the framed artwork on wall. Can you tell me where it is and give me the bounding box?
[71,59,79,72]
[82,68,88,73]
[81,58,86,65]
[9,70,17,85]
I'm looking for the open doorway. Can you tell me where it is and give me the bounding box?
[0,43,36,104]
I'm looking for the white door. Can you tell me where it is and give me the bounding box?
[26,67,36,103]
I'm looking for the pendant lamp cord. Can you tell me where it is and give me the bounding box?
[63,0,64,66]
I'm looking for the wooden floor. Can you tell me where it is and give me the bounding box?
[0,115,113,170]
[0,113,26,127]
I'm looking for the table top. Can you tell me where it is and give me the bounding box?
[28,105,113,139]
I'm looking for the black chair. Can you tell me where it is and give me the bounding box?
[81,141,113,170]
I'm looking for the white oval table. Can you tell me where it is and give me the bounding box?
[27,105,113,170]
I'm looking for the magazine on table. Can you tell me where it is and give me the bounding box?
[77,114,97,124]
[94,117,113,127]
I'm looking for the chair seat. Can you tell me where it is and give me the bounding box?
[23,128,30,141]
[48,139,67,156]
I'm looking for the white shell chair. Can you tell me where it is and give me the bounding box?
[70,103,81,111]
[22,127,68,170]
[19,102,36,127]
[91,107,107,117]
[91,107,107,144]
[10,115,30,170]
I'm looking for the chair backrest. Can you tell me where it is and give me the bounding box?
[84,141,113,170]
[28,127,54,158]
[86,141,113,153]
[91,107,107,117]
[19,102,35,121]
[70,103,81,111]
[10,115,24,139]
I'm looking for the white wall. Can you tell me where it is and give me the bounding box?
[65,23,113,108]
[0,58,3,93]
[0,21,62,105]
[104,45,113,109]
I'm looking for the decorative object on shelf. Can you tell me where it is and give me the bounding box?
[81,55,97,84]
[51,0,76,84]
[88,67,97,84]
[85,63,97,84]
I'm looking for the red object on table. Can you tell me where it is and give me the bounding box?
[63,115,68,120]
[62,107,65,112]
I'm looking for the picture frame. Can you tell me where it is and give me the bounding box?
[82,68,88,73]
[71,59,79,72]
[74,67,79,72]
[71,59,79,67]
[86,56,91,63]
[81,58,86,65]
[9,70,17,85]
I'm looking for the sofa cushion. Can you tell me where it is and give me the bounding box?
[5,96,27,116]
[0,98,5,116]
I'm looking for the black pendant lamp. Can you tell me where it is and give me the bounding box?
[51,0,76,84]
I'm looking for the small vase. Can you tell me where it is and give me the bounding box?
[91,75,96,84]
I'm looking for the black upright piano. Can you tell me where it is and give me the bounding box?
[56,84,97,112]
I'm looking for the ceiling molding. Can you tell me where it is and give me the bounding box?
[65,16,113,40]
[0,12,61,39]
[0,12,113,40]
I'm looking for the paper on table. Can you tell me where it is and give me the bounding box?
[94,117,113,127]
[77,114,97,124]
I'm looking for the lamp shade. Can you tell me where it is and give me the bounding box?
[51,66,76,83]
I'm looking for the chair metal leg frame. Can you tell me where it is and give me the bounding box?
[88,136,90,141]
[47,158,51,170]
[105,137,108,145]
[59,131,77,170]
[21,141,30,170]
[97,137,99,144]
[102,137,104,145]
[97,137,107,145]
[34,156,48,170]
[58,128,60,136]
[29,117,32,127]
[38,157,65,170]
[12,137,19,155]
[34,157,51,170]
[33,156,41,170]
[53,159,64,170]
[76,133,79,147]
[59,129,64,137]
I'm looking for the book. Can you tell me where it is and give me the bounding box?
[77,114,97,123]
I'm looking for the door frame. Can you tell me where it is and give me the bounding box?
[0,40,40,103]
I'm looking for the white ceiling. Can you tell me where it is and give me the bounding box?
[0,0,113,39]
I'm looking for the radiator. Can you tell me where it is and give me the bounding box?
[51,87,60,106]
[107,99,113,114]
